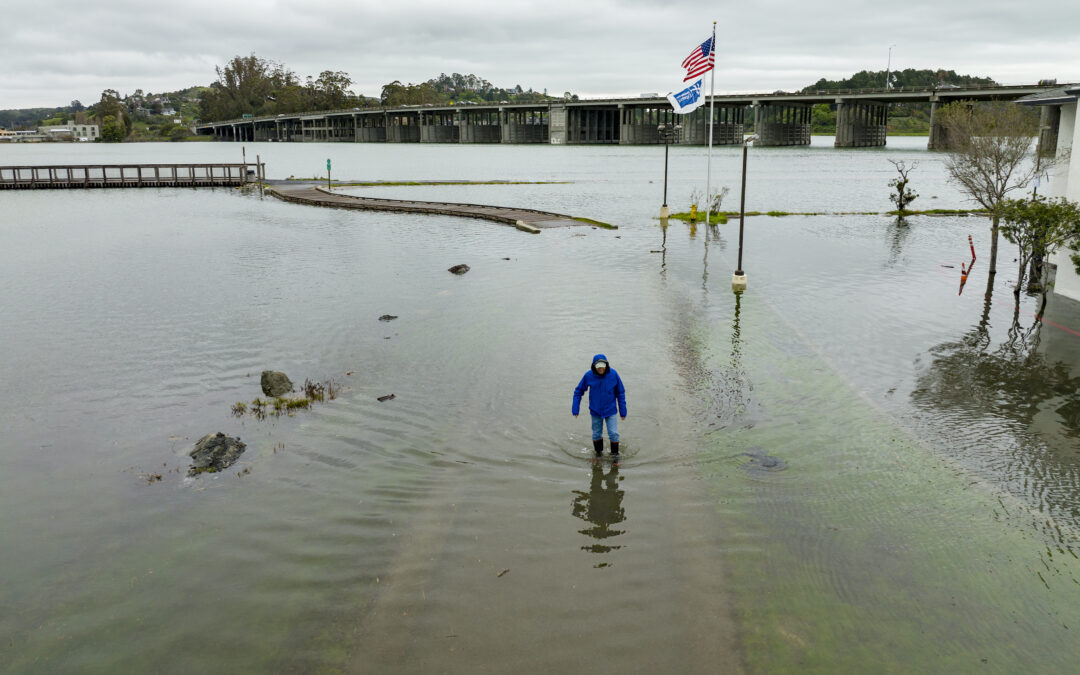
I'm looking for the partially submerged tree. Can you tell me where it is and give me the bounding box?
[935,101,1044,275]
[999,196,1080,296]
[887,159,918,214]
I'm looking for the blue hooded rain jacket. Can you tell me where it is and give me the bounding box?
[572,353,628,418]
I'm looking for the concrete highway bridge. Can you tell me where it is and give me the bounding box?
[196,83,1067,149]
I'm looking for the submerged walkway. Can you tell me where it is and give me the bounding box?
[268,184,613,233]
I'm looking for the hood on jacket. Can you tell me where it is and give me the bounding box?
[591,353,610,376]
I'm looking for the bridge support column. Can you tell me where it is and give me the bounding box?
[356,114,386,142]
[928,99,967,150]
[326,116,350,142]
[459,109,501,143]
[928,100,947,150]
[680,104,745,145]
[386,112,420,142]
[566,107,619,144]
[754,102,811,146]
[834,100,887,147]
[421,111,458,142]
[1038,105,1061,157]
[548,104,567,144]
[500,108,548,143]
[619,105,664,144]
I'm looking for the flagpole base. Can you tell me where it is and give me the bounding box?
[731,272,747,291]
[660,205,669,219]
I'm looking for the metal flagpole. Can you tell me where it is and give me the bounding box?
[704,20,717,227]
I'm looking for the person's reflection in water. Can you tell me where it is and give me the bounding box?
[571,461,626,562]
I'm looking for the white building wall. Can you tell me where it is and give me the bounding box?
[1049,102,1080,301]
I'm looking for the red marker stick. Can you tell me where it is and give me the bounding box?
[969,235,976,262]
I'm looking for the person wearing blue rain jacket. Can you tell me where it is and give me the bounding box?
[572,354,628,458]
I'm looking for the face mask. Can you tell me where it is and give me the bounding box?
[595,362,608,372]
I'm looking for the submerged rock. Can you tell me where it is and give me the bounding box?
[448,264,470,275]
[188,432,246,476]
[378,314,398,322]
[260,370,293,397]
[734,447,787,472]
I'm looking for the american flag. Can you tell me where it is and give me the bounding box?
[682,36,715,82]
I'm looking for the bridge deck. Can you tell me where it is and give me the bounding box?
[268,184,609,232]
[0,164,256,190]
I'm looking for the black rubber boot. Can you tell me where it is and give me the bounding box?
[610,441,620,457]
[593,439,604,457]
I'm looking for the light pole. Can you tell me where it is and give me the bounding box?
[658,123,681,218]
[732,135,757,291]
[885,44,896,90]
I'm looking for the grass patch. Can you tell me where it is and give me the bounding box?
[666,212,732,224]
[233,378,339,420]
[666,208,986,221]
[892,208,989,216]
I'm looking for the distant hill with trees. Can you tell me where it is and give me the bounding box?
[802,68,995,92]
[0,87,204,141]
[196,54,559,121]
[379,72,555,107]
[797,69,998,135]
[0,102,85,130]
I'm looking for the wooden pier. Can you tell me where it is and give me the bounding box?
[0,164,263,189]
[268,184,614,233]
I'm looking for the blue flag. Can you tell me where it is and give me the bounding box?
[668,78,704,114]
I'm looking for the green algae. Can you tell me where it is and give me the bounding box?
[665,209,986,222]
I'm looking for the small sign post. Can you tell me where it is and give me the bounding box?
[327,159,331,190]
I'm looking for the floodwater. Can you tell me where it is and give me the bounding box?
[2,137,1079,673]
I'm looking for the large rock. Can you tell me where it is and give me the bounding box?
[261,370,292,397]
[188,432,246,476]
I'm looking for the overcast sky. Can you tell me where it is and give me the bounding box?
[3,0,1079,109]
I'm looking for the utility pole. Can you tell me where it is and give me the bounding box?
[658,123,680,218]
[885,44,896,90]
[732,135,757,291]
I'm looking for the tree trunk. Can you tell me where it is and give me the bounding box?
[988,213,999,275]
[1028,245,1045,293]
[1015,251,1027,298]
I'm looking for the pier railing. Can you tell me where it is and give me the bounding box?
[0,164,262,189]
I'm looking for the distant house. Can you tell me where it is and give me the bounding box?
[37,121,100,141]
[1017,86,1080,302]
[160,107,177,116]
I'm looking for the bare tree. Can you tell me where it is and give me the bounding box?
[935,101,1046,275]
[887,159,918,213]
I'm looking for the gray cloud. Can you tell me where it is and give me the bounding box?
[2,0,1078,108]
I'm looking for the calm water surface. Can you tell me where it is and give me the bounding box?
[2,138,1079,673]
